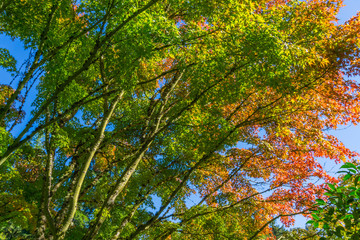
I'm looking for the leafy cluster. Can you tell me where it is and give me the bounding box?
[309,162,360,239]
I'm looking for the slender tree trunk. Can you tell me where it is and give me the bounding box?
[56,91,124,239]
[37,108,56,239]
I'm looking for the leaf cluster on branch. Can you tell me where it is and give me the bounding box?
[308,162,360,240]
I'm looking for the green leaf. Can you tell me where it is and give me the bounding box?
[355,189,360,198]
[342,214,353,220]
[316,199,326,205]
[311,213,320,220]
[340,162,357,170]
[349,169,357,174]
[343,173,353,181]
[355,176,360,186]
[327,183,336,191]
[306,220,315,224]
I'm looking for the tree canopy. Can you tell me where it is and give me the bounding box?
[1,0,360,239]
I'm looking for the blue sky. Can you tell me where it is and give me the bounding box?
[338,0,360,24]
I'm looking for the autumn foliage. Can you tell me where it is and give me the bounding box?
[0,0,360,239]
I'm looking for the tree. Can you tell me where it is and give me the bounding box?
[0,0,360,239]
